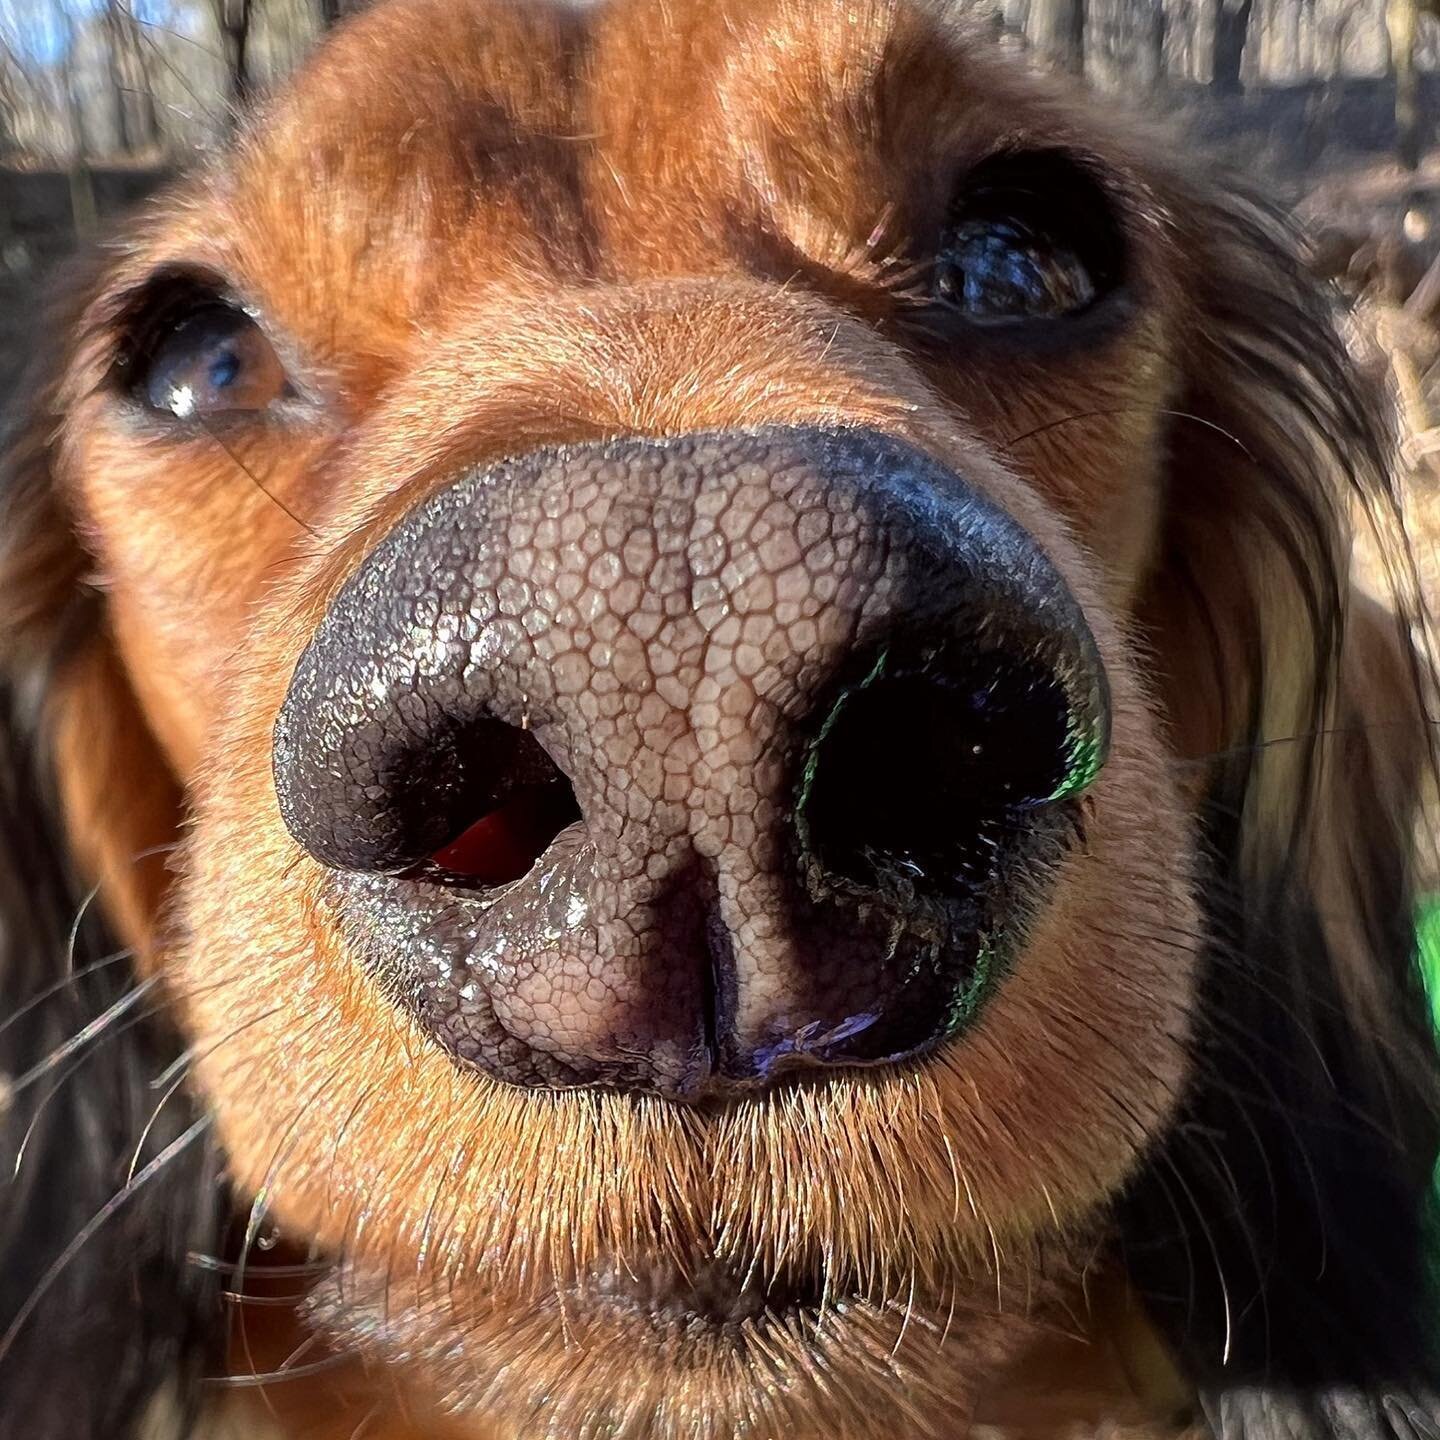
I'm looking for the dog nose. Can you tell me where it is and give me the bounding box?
[273,427,1108,1098]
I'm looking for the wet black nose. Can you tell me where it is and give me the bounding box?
[273,427,1109,1098]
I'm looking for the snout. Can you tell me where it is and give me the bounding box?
[273,427,1108,1099]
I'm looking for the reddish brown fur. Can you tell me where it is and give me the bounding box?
[0,1,1424,1436]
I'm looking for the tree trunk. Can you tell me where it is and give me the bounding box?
[103,5,132,153]
[60,38,96,238]
[114,2,160,152]
[1286,0,1303,78]
[0,61,19,161]
[1033,0,1086,75]
[1211,0,1254,92]
[214,0,255,115]
[1138,0,1167,89]
[134,41,161,153]
[1389,0,1424,169]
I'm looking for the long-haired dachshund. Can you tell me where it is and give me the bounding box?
[3,2,1439,1437]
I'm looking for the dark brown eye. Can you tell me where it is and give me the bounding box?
[933,151,1125,325]
[138,305,287,418]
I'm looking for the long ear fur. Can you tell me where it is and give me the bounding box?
[0,261,224,1440]
[1123,174,1440,1438]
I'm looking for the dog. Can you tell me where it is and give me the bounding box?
[2,1,1439,1436]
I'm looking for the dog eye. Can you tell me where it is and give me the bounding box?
[933,152,1124,324]
[136,305,286,419]
[935,218,1094,319]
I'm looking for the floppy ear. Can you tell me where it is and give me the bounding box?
[1123,176,1440,1437]
[0,258,223,1440]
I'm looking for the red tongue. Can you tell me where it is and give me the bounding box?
[432,785,576,886]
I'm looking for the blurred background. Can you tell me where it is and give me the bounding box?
[1,0,1437,493]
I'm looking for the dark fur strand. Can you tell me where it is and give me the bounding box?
[0,296,225,1438]
[1122,172,1440,1440]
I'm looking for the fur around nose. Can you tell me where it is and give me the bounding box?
[273,426,1109,1097]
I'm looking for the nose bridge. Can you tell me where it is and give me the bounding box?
[493,433,901,933]
[568,438,901,1026]
[354,278,937,504]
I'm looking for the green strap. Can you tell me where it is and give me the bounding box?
[1417,900,1440,1355]
[1420,899,1440,1036]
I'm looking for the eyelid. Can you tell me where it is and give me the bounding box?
[106,270,259,377]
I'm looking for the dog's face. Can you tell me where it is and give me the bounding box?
[7,1,1438,1437]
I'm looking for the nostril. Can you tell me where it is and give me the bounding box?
[275,678,584,882]
[425,756,582,890]
[795,638,1102,903]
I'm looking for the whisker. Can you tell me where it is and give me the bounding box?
[62,882,104,979]
[222,1288,321,1308]
[1146,1138,1236,1367]
[228,1064,334,1407]
[62,843,177,978]
[0,947,134,1042]
[148,1045,197,1094]
[1004,406,1256,461]
[7,976,160,1097]
[188,1253,332,1278]
[126,1060,197,1185]
[0,1115,213,1368]
[346,1403,385,1440]
[203,1350,358,1389]
[1172,716,1440,770]
[10,1005,164,1179]
[198,421,319,537]
[117,1,228,125]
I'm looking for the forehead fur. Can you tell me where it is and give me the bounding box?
[131,0,1164,391]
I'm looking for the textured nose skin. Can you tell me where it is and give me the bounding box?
[274,428,1108,1097]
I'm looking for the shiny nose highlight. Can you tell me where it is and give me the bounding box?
[272,427,1109,1098]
